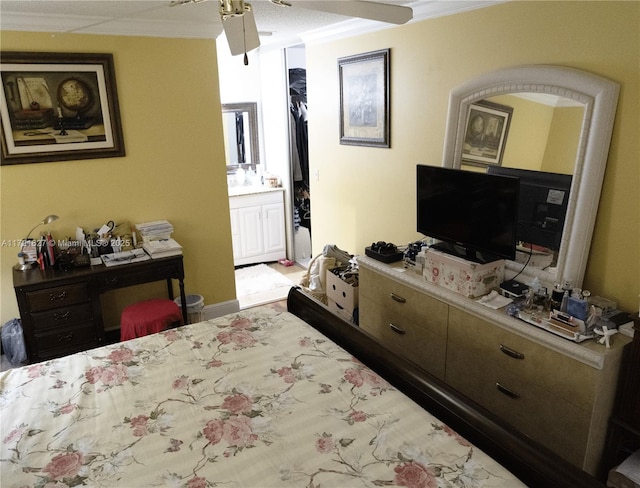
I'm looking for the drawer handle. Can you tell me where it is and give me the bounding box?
[105,277,119,286]
[499,344,524,360]
[389,323,406,335]
[58,332,74,343]
[390,293,406,304]
[49,291,67,301]
[496,382,520,399]
[54,311,71,321]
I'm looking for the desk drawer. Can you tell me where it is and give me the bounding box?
[34,322,101,359]
[97,261,181,290]
[31,303,95,330]
[27,283,90,312]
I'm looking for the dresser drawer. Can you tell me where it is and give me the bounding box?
[31,303,95,331]
[34,322,101,359]
[360,266,448,338]
[359,297,447,379]
[27,283,91,312]
[447,306,596,409]
[446,343,590,467]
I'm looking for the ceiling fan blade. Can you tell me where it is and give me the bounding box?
[222,8,260,55]
[288,1,413,25]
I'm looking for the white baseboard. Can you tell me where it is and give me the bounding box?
[202,300,239,320]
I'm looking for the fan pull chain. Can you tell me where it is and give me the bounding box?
[243,14,249,65]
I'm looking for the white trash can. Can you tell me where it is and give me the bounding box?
[174,294,204,324]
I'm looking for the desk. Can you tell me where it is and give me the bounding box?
[13,255,187,363]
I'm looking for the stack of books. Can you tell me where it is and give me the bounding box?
[136,220,174,241]
[135,220,182,259]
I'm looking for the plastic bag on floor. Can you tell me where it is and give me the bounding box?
[1,318,27,366]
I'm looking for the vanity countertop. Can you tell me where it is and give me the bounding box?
[228,185,284,197]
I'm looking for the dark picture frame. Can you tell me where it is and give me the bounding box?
[338,49,390,148]
[462,100,513,166]
[1,52,125,165]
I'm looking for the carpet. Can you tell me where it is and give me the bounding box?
[235,264,296,309]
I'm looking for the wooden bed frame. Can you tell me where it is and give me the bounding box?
[287,286,605,488]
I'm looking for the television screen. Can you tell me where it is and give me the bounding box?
[417,165,519,263]
[487,166,572,251]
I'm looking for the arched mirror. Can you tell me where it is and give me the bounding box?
[442,65,619,288]
[222,102,260,170]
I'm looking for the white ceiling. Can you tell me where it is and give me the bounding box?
[0,1,503,50]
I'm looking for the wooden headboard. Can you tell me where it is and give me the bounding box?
[287,286,605,488]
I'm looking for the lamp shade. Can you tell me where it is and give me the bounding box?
[25,214,60,240]
[42,215,59,225]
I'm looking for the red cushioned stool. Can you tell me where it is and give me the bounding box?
[120,299,183,341]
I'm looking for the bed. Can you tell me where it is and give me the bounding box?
[1,287,603,487]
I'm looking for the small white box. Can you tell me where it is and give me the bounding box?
[423,248,504,298]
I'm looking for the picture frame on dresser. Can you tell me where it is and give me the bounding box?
[338,49,390,148]
[0,51,125,165]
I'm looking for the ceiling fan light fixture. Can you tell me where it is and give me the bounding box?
[219,0,252,18]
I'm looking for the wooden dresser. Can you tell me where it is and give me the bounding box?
[358,255,630,476]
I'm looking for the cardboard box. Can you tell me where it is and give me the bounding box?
[423,248,504,298]
[328,299,356,323]
[326,267,358,315]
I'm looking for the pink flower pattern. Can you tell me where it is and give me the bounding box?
[0,307,521,488]
[42,451,84,480]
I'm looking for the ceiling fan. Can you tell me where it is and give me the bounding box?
[171,0,413,61]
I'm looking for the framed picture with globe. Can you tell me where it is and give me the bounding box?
[0,52,125,165]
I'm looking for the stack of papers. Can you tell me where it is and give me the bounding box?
[101,249,150,267]
[136,220,174,242]
[142,238,182,259]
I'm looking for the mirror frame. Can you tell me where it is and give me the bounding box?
[442,65,619,287]
[222,102,260,170]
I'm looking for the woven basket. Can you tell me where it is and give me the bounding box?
[299,254,328,304]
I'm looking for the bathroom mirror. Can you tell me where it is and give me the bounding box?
[222,102,260,170]
[442,65,619,287]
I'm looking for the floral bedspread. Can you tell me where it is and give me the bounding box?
[1,306,525,488]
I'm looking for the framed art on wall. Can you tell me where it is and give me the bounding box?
[338,49,390,148]
[462,100,513,166]
[0,52,125,165]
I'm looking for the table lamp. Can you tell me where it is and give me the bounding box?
[14,214,60,271]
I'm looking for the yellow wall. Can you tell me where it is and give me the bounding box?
[488,94,582,174]
[494,94,554,171]
[0,33,236,326]
[307,1,639,312]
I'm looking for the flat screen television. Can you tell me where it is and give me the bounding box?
[416,165,519,263]
[487,166,572,251]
